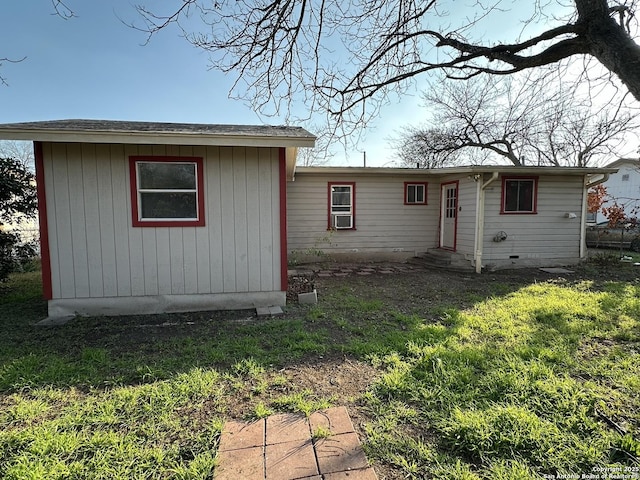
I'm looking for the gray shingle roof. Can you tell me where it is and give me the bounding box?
[0,119,316,147]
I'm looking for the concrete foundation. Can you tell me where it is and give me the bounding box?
[48,291,286,317]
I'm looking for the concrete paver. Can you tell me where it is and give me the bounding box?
[266,438,319,479]
[219,419,265,451]
[266,413,312,444]
[309,406,355,436]
[215,445,264,480]
[315,433,370,474]
[215,407,377,479]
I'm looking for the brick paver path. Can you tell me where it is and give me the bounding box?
[215,406,377,479]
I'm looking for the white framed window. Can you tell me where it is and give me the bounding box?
[328,182,355,230]
[129,156,205,227]
[405,182,428,205]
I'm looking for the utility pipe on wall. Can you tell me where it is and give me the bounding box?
[475,172,499,274]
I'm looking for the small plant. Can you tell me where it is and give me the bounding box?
[288,230,334,265]
[312,425,333,440]
[253,402,273,419]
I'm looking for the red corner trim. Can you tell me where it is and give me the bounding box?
[34,142,53,300]
[279,148,288,292]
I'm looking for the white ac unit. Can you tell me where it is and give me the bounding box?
[333,214,352,229]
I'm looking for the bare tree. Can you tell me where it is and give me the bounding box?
[296,124,333,166]
[0,141,34,171]
[392,73,635,167]
[129,0,640,130]
[392,127,463,168]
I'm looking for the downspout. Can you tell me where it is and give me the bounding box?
[580,173,610,259]
[475,172,499,274]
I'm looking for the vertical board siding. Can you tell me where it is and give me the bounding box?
[287,173,439,253]
[220,147,237,292]
[43,143,61,298]
[50,143,75,298]
[67,143,90,298]
[246,148,262,292]
[82,143,104,298]
[233,147,249,292]
[259,149,275,289]
[43,142,281,300]
[96,144,118,297]
[205,146,223,293]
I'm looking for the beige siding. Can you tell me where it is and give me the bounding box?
[42,143,282,300]
[287,173,439,256]
[481,175,584,265]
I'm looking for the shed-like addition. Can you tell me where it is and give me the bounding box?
[0,120,315,318]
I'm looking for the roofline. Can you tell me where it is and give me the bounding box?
[294,165,619,176]
[604,158,640,169]
[0,128,316,148]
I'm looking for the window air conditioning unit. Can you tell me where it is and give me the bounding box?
[333,214,352,229]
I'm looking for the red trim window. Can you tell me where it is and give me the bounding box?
[129,156,205,227]
[404,182,428,205]
[501,176,538,214]
[328,182,356,230]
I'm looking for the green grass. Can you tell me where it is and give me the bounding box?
[1,268,639,478]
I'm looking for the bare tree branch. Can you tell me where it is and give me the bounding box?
[124,1,640,133]
[392,73,636,167]
[51,0,76,19]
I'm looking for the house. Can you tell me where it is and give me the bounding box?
[588,158,640,224]
[0,119,618,318]
[0,120,315,318]
[287,165,616,272]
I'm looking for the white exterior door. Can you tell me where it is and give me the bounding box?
[440,182,458,250]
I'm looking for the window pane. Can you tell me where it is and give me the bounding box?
[504,181,520,211]
[139,162,196,190]
[140,192,197,219]
[504,180,533,212]
[518,181,533,210]
[407,185,416,203]
[332,186,351,207]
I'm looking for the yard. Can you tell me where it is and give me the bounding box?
[1,258,639,479]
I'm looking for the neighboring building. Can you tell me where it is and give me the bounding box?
[0,120,315,318]
[589,158,640,224]
[288,166,615,272]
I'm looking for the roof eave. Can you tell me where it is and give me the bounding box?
[0,129,316,148]
[294,166,620,176]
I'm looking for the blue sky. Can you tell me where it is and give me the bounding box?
[0,1,422,166]
[1,1,638,166]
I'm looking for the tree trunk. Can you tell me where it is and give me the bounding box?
[578,0,640,101]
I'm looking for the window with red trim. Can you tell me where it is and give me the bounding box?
[328,182,356,230]
[404,182,428,205]
[501,176,538,214]
[129,156,205,227]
